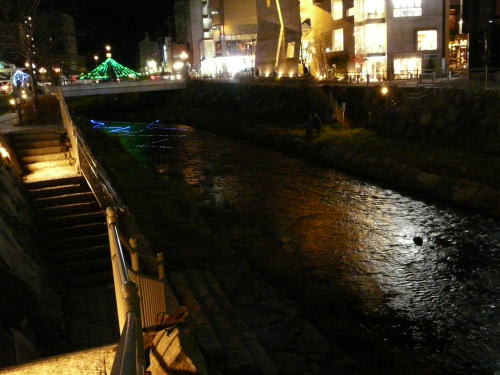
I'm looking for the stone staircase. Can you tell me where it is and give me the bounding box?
[9,128,118,351]
[164,270,279,375]
[3,128,319,375]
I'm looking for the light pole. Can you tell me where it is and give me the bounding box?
[94,55,99,67]
[180,51,189,79]
[105,45,112,59]
[53,67,61,86]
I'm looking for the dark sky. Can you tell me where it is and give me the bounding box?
[45,0,174,69]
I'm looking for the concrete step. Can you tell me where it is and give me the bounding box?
[11,131,62,143]
[21,152,67,164]
[43,211,104,228]
[37,201,100,217]
[15,139,62,149]
[16,145,63,156]
[183,270,255,375]
[69,272,113,288]
[51,244,109,263]
[49,232,108,251]
[33,192,96,208]
[26,176,84,190]
[0,345,116,375]
[48,222,107,240]
[23,166,79,183]
[168,271,226,366]
[64,285,119,350]
[57,258,111,277]
[24,159,72,172]
[28,183,89,199]
[168,270,279,375]
[199,271,279,375]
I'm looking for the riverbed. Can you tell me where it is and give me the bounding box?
[99,122,500,374]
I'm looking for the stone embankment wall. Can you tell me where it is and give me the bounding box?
[326,85,500,154]
[0,135,62,368]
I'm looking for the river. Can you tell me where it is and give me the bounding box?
[98,122,500,374]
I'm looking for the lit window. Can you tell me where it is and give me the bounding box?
[354,23,386,54]
[287,42,295,58]
[394,57,422,77]
[393,0,422,17]
[417,30,437,50]
[331,0,343,20]
[266,0,271,7]
[354,0,385,22]
[332,28,344,51]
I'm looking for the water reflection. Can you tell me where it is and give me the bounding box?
[97,122,500,374]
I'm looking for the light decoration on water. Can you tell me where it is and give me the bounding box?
[80,58,140,80]
[380,86,389,95]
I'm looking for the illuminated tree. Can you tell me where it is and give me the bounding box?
[80,58,141,81]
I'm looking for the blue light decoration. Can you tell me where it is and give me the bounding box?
[146,120,161,129]
[90,119,107,128]
[11,70,30,87]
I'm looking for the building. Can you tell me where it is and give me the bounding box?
[176,0,301,77]
[255,0,302,77]
[463,0,500,69]
[199,0,258,76]
[301,0,450,79]
[47,13,79,73]
[139,33,163,74]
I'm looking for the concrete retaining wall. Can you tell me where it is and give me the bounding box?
[0,136,62,368]
[325,85,500,153]
[0,114,19,128]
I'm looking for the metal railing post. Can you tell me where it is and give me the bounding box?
[107,207,127,330]
[121,280,145,375]
[157,252,165,280]
[129,237,140,273]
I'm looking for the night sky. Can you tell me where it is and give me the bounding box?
[44,0,174,69]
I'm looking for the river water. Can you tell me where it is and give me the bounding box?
[99,122,500,374]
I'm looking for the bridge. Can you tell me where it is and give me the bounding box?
[56,79,186,97]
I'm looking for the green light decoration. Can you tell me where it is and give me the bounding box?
[80,58,140,80]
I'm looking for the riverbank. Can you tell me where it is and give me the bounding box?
[179,110,500,218]
[75,120,447,375]
[69,85,500,217]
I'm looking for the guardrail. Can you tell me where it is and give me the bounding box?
[55,90,169,375]
[57,79,186,97]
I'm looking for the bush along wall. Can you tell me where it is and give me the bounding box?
[326,85,500,154]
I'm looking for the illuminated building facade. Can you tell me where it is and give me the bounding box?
[301,0,449,79]
[177,0,301,77]
[255,0,302,77]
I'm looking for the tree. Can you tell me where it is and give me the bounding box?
[0,0,66,108]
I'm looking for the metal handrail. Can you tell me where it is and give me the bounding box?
[55,88,126,210]
[107,207,145,375]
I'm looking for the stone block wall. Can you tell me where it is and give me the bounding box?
[0,135,63,368]
[326,85,500,153]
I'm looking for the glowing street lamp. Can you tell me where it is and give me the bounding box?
[179,51,189,61]
[105,45,111,52]
[380,86,389,95]
[94,55,99,67]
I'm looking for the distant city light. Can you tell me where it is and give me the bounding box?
[380,86,389,95]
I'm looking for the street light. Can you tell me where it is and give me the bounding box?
[179,51,189,61]
[94,55,99,67]
[105,45,111,52]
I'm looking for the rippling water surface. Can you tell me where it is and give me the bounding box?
[101,122,500,374]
